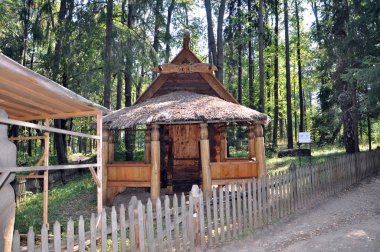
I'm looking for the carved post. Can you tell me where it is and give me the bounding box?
[102,129,109,205]
[254,124,266,176]
[150,124,160,203]
[200,123,212,195]
[219,125,227,162]
[248,125,256,159]
[144,127,151,164]
[108,131,114,162]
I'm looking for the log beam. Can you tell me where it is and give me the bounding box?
[200,123,212,195]
[254,124,266,176]
[248,125,256,159]
[150,124,160,204]
[102,129,109,206]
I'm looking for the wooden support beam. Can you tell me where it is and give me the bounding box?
[102,129,109,206]
[248,125,256,159]
[89,167,101,188]
[219,126,227,162]
[0,117,100,140]
[16,174,44,180]
[150,124,160,204]
[254,124,266,176]
[200,123,212,196]
[14,110,99,121]
[9,136,46,141]
[0,163,100,173]
[144,128,151,164]
[153,63,217,74]
[43,119,49,227]
[96,112,103,216]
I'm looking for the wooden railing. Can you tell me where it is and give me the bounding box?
[107,162,151,187]
[210,159,258,185]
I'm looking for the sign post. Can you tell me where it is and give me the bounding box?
[298,132,312,167]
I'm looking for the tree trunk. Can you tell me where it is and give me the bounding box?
[258,0,265,113]
[248,0,254,108]
[116,71,122,110]
[332,0,359,153]
[103,0,113,109]
[152,0,163,73]
[284,0,293,149]
[205,0,217,65]
[215,0,226,83]
[164,0,175,63]
[237,0,243,104]
[295,0,304,133]
[272,0,279,147]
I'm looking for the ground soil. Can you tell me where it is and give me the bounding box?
[212,173,380,252]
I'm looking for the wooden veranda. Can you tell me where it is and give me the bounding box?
[0,53,110,225]
[103,32,270,204]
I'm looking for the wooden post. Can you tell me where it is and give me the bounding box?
[145,127,151,164]
[200,123,212,195]
[219,125,227,162]
[97,112,103,215]
[248,125,256,159]
[102,128,109,206]
[108,130,114,162]
[150,124,160,203]
[254,124,266,176]
[43,119,49,227]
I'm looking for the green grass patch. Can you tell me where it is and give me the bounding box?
[15,174,97,234]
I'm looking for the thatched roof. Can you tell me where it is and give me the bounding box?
[103,91,270,129]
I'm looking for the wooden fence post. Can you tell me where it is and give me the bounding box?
[191,185,202,247]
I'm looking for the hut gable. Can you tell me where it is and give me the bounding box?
[135,32,237,104]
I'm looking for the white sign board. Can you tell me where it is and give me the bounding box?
[299,132,311,143]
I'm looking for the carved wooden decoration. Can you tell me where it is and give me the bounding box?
[153,63,218,74]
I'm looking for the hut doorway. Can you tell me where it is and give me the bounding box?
[169,124,201,192]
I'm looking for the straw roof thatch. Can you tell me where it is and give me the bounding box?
[104,91,270,129]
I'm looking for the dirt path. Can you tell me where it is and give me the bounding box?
[213,173,380,252]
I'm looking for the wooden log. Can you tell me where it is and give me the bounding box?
[27,227,35,252]
[145,128,151,164]
[200,123,212,195]
[248,125,256,159]
[150,124,160,203]
[220,126,227,162]
[253,125,266,176]
[43,119,49,226]
[102,128,109,206]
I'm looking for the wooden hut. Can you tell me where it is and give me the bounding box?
[103,32,270,204]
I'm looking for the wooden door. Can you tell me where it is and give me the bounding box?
[169,124,200,191]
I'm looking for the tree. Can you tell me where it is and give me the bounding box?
[164,0,175,63]
[284,0,293,149]
[272,0,279,147]
[103,0,113,109]
[258,0,265,113]
[247,0,255,108]
[295,0,304,133]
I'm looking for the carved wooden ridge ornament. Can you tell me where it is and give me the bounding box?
[153,63,218,74]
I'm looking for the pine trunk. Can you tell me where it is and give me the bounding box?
[205,0,217,65]
[295,0,304,133]
[258,0,265,113]
[272,0,279,147]
[103,0,113,109]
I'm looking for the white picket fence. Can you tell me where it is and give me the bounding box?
[12,149,380,251]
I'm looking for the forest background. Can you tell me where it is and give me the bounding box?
[1,0,379,165]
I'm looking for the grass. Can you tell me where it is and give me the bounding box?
[15,174,97,234]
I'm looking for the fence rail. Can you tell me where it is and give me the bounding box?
[12,149,380,251]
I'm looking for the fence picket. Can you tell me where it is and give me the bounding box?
[219,186,225,241]
[247,180,253,229]
[78,216,85,252]
[262,176,268,225]
[257,177,263,226]
[173,195,180,251]
[137,201,145,251]
[41,224,48,252]
[236,183,243,235]
[111,207,118,252]
[12,230,20,252]
[188,193,195,250]
[231,183,237,237]
[90,213,96,252]
[199,191,206,248]
[212,187,219,243]
[27,227,35,252]
[165,195,172,250]
[205,192,213,246]
[101,209,107,252]
[120,205,127,252]
[156,198,164,252]
[146,199,155,252]
[225,183,231,240]
[275,173,280,220]
[242,181,248,230]
[67,219,74,252]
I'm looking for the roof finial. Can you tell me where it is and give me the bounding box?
[183,30,190,49]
